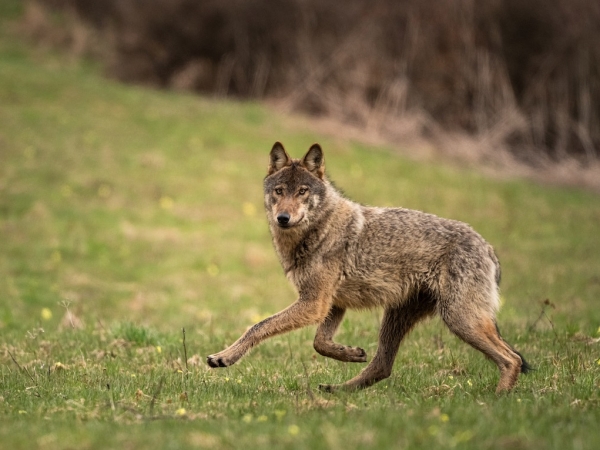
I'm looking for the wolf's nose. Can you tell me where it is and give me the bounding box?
[277,212,290,226]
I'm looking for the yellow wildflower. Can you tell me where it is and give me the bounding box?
[41,308,53,321]
[160,196,174,210]
[242,202,257,217]
[207,264,219,277]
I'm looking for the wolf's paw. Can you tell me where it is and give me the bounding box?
[319,381,364,393]
[315,341,368,363]
[346,346,367,363]
[333,345,367,362]
[206,355,227,368]
[206,352,237,368]
[318,383,336,393]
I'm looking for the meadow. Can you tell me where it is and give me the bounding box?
[1,6,600,450]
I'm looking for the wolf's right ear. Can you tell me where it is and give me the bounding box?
[268,142,291,175]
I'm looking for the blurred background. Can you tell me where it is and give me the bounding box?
[1,0,599,332]
[2,3,600,446]
[20,0,600,185]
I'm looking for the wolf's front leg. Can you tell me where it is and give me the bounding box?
[313,305,367,362]
[207,298,330,368]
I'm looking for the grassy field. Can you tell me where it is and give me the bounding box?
[1,6,600,450]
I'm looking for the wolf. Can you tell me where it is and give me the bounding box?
[207,142,530,393]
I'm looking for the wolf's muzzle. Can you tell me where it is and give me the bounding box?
[277,212,291,226]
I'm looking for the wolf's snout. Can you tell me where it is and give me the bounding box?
[277,212,291,226]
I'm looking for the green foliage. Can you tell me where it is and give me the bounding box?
[1,7,600,450]
[112,322,159,347]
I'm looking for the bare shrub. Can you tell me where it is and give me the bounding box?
[24,0,600,165]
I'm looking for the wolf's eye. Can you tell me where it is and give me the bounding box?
[298,188,307,195]
[275,188,283,195]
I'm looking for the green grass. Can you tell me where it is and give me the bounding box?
[1,6,600,450]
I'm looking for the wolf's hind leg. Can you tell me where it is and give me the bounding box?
[313,305,367,363]
[441,310,525,394]
[320,295,433,392]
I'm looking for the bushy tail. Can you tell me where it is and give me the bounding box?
[494,322,533,374]
[514,350,533,374]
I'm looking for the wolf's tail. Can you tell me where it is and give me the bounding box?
[514,350,533,374]
[494,322,533,374]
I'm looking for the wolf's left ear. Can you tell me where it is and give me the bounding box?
[302,144,325,179]
[268,142,292,175]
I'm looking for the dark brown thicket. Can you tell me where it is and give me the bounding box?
[26,0,600,163]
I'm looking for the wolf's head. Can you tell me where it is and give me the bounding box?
[263,142,328,230]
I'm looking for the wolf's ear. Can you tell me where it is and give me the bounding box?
[302,144,325,179]
[268,142,291,175]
